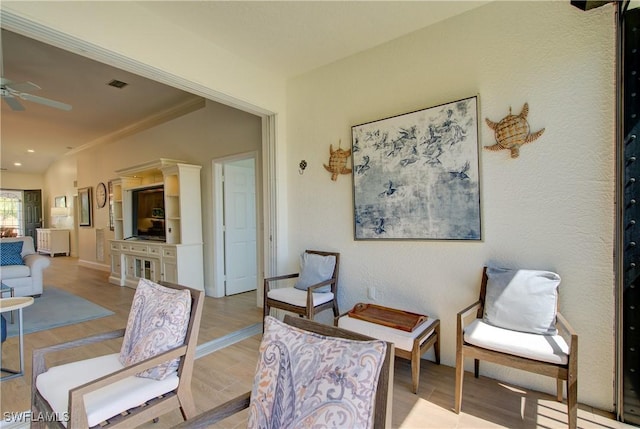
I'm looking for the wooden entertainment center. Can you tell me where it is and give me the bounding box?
[108,159,204,290]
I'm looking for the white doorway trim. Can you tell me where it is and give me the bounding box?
[212,151,260,298]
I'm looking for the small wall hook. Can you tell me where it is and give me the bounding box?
[299,160,308,175]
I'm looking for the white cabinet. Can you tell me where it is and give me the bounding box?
[108,240,203,289]
[36,229,70,257]
[108,159,204,290]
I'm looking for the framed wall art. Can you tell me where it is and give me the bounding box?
[108,180,114,231]
[351,96,481,240]
[54,196,66,208]
[78,187,92,227]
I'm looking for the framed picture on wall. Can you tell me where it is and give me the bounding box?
[351,95,481,240]
[108,180,114,231]
[78,187,92,227]
[54,196,66,208]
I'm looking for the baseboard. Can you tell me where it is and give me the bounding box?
[77,259,110,272]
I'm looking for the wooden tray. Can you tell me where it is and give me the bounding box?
[348,303,428,332]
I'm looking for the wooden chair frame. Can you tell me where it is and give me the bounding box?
[174,315,394,429]
[31,281,204,429]
[454,267,578,429]
[263,250,340,320]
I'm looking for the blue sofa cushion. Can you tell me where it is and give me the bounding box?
[0,241,24,266]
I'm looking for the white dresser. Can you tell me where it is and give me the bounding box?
[36,228,70,257]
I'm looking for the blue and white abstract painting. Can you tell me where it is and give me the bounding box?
[351,96,481,240]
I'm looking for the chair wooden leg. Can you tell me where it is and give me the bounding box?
[31,405,46,429]
[556,378,563,402]
[434,323,441,365]
[474,359,480,378]
[411,345,420,394]
[454,350,464,413]
[179,390,198,420]
[567,377,577,429]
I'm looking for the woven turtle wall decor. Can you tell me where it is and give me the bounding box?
[484,102,545,158]
[323,140,352,181]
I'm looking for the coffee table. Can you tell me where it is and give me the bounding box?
[0,296,34,381]
[338,304,440,394]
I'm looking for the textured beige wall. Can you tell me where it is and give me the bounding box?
[286,1,615,410]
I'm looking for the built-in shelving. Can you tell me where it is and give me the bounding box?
[108,159,203,290]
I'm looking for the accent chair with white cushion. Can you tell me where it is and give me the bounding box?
[31,279,204,429]
[455,266,578,429]
[0,236,50,297]
[263,250,340,320]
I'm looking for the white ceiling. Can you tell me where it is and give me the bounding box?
[0,1,489,175]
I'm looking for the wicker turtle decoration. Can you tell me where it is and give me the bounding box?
[323,142,352,181]
[484,103,545,158]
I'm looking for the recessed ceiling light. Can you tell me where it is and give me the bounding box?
[27,149,35,153]
[14,162,22,166]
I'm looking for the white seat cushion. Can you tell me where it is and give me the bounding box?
[463,319,569,365]
[338,315,437,352]
[36,353,179,427]
[267,287,334,307]
[0,264,30,279]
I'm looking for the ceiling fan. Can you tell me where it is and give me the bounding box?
[0,77,72,111]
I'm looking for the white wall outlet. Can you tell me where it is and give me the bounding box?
[367,287,377,301]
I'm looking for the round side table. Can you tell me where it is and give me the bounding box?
[1,297,34,381]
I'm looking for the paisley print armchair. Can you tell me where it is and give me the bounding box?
[175,315,394,429]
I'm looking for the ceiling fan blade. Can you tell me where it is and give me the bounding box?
[19,92,72,111]
[3,95,25,111]
[7,81,41,93]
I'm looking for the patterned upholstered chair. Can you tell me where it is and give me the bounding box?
[31,279,204,429]
[455,266,578,429]
[175,315,394,429]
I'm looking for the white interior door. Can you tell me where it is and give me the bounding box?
[224,158,257,295]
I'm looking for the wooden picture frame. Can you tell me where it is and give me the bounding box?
[78,187,92,227]
[351,96,481,240]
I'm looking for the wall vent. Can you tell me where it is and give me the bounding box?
[96,228,105,262]
[107,79,128,89]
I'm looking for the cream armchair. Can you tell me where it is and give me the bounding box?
[455,266,578,429]
[0,236,50,297]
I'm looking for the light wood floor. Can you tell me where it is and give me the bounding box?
[0,257,631,428]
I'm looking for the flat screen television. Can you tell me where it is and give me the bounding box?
[131,185,166,241]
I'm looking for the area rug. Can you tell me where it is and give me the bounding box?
[5,286,114,338]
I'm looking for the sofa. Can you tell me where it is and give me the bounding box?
[0,236,50,297]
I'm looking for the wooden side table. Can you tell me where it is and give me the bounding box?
[1,297,34,381]
[338,308,440,394]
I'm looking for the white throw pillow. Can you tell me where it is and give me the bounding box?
[483,266,560,335]
[293,252,336,293]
